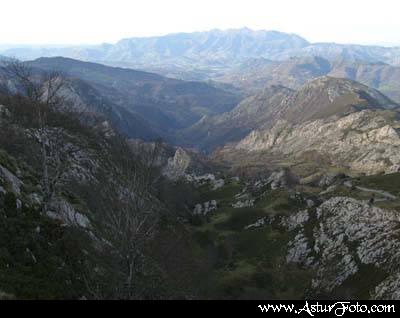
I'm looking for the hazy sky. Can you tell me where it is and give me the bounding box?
[1,0,400,46]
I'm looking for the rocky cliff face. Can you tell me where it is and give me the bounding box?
[183,76,398,152]
[284,197,400,299]
[236,110,400,174]
[212,77,400,175]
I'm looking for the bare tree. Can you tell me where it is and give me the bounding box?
[2,59,65,106]
[2,59,71,212]
[85,137,163,299]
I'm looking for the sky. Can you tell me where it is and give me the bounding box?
[1,0,400,46]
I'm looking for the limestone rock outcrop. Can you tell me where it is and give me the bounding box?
[236,110,400,175]
[284,197,400,299]
[163,147,191,180]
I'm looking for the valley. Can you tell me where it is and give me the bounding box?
[157,150,400,299]
[2,27,400,300]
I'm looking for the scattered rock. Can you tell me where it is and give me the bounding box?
[267,169,299,190]
[306,199,315,208]
[373,273,400,300]
[186,173,225,190]
[343,180,353,188]
[47,200,91,228]
[212,178,225,190]
[385,164,400,174]
[28,193,42,205]
[0,104,11,117]
[97,120,115,138]
[319,184,337,195]
[318,172,347,187]
[232,199,255,208]
[281,209,309,231]
[244,216,274,230]
[234,189,251,201]
[193,200,217,215]
[0,165,22,195]
[287,231,314,266]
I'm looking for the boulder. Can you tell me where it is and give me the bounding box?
[0,165,22,195]
[318,172,347,187]
[232,199,255,208]
[267,169,299,189]
[192,200,217,215]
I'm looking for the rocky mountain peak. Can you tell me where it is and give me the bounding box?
[278,76,398,124]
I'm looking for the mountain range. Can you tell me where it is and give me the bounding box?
[4,28,400,104]
[2,57,241,141]
[2,28,400,71]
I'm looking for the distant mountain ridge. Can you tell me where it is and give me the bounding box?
[219,56,400,103]
[3,28,400,70]
[1,28,308,63]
